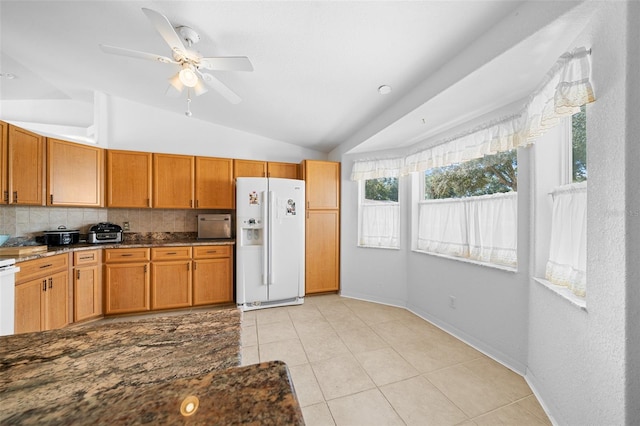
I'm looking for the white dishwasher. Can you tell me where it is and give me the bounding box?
[0,258,20,336]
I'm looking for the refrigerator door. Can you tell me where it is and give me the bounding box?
[266,178,305,301]
[236,178,269,305]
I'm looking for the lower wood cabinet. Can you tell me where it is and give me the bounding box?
[73,250,102,322]
[15,254,70,334]
[192,245,233,305]
[104,245,233,316]
[151,247,192,310]
[104,248,150,315]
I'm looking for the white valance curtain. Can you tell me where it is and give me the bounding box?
[359,201,400,248]
[417,191,517,267]
[350,47,594,179]
[351,157,404,181]
[545,182,587,296]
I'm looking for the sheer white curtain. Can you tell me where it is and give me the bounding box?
[359,201,400,248]
[467,192,518,266]
[417,198,468,257]
[545,182,587,296]
[418,192,517,267]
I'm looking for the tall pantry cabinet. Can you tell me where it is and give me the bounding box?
[301,160,340,294]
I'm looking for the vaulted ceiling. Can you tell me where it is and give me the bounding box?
[0,1,592,155]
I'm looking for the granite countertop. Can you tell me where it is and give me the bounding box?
[3,232,235,263]
[0,309,303,424]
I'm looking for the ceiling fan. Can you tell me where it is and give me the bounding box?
[99,7,253,106]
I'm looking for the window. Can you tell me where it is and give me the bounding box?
[572,104,587,183]
[424,149,517,199]
[416,150,518,268]
[543,107,587,298]
[358,177,400,249]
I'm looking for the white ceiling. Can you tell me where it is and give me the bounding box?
[0,1,591,155]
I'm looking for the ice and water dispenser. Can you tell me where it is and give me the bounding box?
[239,218,263,246]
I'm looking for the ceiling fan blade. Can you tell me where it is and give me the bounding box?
[142,8,186,54]
[100,44,177,64]
[199,72,242,104]
[199,57,254,72]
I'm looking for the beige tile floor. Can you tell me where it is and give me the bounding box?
[241,294,551,426]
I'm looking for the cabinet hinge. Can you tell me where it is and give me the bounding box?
[50,194,53,204]
[13,191,17,204]
[144,265,148,273]
[3,191,8,203]
[77,270,80,280]
[193,261,197,271]
[42,279,47,292]
[187,262,190,272]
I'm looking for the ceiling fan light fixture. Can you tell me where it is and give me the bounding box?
[179,66,198,87]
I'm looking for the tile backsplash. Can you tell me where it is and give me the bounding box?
[0,206,225,238]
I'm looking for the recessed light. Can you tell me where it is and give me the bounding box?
[378,85,392,95]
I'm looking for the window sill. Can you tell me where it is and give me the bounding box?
[358,244,401,251]
[533,277,587,311]
[411,249,517,273]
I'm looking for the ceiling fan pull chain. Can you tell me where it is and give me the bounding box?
[185,89,193,117]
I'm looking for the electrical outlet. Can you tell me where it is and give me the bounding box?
[449,295,456,309]
[123,221,130,231]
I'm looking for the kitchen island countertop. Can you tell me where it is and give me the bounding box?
[0,309,303,424]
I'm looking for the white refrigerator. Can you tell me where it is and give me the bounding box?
[236,177,305,311]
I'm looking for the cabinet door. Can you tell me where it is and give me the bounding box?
[195,157,234,209]
[8,125,45,205]
[15,278,45,334]
[151,260,192,309]
[234,159,266,178]
[302,160,340,210]
[306,210,340,294]
[193,258,233,305]
[153,153,194,208]
[104,262,150,314]
[268,162,299,179]
[45,270,69,331]
[74,265,102,322]
[0,121,7,204]
[47,138,104,207]
[107,150,152,208]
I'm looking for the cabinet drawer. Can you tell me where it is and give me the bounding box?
[74,250,100,266]
[17,253,69,283]
[193,245,232,259]
[151,246,192,261]
[104,248,150,263]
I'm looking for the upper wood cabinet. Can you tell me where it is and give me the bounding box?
[301,160,340,209]
[0,122,7,203]
[8,125,45,205]
[107,150,152,208]
[195,157,234,209]
[234,159,267,178]
[268,162,299,179]
[153,153,195,208]
[47,138,104,207]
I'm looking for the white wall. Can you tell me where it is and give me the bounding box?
[1,94,327,162]
[526,3,633,425]
[105,95,326,162]
[339,155,408,306]
[338,3,639,425]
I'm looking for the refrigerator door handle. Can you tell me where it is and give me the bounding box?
[262,190,269,286]
[268,190,275,286]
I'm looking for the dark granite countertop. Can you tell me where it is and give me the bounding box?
[3,233,235,263]
[0,309,303,424]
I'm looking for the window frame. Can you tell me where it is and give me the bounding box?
[357,177,401,250]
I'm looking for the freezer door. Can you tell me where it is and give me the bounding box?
[236,178,269,305]
[267,178,305,301]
